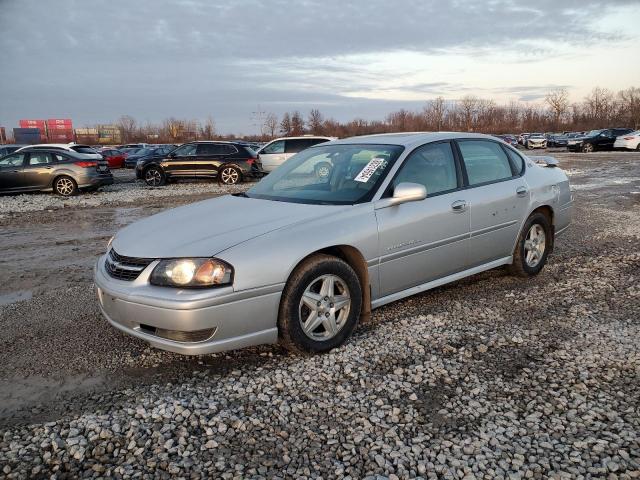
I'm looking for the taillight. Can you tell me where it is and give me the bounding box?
[247,158,255,165]
[623,137,635,140]
[75,161,98,168]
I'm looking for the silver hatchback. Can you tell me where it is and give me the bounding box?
[95,132,572,355]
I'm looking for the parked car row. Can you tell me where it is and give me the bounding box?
[515,128,638,152]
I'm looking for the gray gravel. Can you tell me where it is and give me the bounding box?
[0,153,639,478]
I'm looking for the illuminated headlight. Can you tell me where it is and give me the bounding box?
[150,258,233,288]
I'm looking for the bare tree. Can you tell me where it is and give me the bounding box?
[618,87,640,129]
[117,115,138,142]
[263,113,278,138]
[291,111,305,135]
[545,88,570,131]
[583,87,615,125]
[424,97,447,131]
[307,109,324,134]
[200,116,216,139]
[459,95,479,131]
[280,112,292,136]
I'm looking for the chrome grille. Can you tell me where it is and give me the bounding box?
[105,249,154,281]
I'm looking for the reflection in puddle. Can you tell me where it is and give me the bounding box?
[0,290,33,306]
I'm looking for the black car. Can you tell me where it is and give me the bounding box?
[126,145,175,169]
[546,134,568,148]
[139,141,263,186]
[566,128,634,152]
[0,144,28,157]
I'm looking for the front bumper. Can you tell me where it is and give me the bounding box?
[94,255,281,355]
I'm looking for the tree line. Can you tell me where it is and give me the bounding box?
[114,86,639,143]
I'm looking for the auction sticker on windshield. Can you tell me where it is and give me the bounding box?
[354,158,386,183]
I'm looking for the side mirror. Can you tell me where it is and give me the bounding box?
[375,182,427,209]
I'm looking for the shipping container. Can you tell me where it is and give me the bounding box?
[76,134,100,144]
[0,127,6,143]
[47,118,72,126]
[19,119,46,128]
[13,128,42,144]
[48,124,74,130]
[75,128,99,135]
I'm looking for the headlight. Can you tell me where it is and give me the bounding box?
[150,258,233,288]
[107,236,114,250]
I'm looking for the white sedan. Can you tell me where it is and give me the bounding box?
[614,131,640,151]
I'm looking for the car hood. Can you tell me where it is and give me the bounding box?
[111,195,342,258]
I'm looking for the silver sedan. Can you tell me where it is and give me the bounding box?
[95,132,572,355]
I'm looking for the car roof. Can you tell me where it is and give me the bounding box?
[330,132,502,148]
[268,136,335,142]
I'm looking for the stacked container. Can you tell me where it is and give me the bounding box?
[13,128,42,144]
[98,125,122,144]
[0,127,6,143]
[46,118,74,143]
[19,119,48,141]
[75,128,99,144]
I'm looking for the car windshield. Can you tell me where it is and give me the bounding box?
[135,148,152,156]
[247,144,404,205]
[586,130,603,137]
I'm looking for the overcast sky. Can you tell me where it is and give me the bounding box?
[1,0,639,134]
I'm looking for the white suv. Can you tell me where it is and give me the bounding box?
[257,136,336,172]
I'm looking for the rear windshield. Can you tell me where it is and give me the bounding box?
[71,146,98,154]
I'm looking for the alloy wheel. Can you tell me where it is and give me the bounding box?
[524,224,546,268]
[55,177,75,196]
[221,167,239,185]
[145,168,162,186]
[298,274,351,341]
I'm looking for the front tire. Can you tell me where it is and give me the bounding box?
[278,254,362,354]
[53,176,78,196]
[509,212,551,277]
[144,166,165,186]
[582,143,594,153]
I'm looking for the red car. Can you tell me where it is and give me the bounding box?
[100,148,127,169]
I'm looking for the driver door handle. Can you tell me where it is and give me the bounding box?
[516,186,528,197]
[451,200,467,212]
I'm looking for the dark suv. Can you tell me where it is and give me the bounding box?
[0,147,113,196]
[567,128,634,152]
[139,141,263,186]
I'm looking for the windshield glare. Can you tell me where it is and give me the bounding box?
[248,144,404,205]
[586,130,603,137]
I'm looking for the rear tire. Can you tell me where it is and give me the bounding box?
[53,176,78,196]
[278,254,362,354]
[218,166,242,185]
[509,212,551,277]
[144,166,165,186]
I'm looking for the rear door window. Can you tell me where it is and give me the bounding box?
[458,140,515,186]
[285,139,313,153]
[28,152,53,165]
[196,143,238,155]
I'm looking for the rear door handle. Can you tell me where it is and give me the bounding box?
[516,186,528,197]
[451,200,467,212]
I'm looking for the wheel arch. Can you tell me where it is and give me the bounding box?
[513,204,555,257]
[287,245,372,323]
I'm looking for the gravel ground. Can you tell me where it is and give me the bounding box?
[0,152,639,478]
[0,170,248,217]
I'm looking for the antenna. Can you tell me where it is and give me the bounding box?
[251,105,266,137]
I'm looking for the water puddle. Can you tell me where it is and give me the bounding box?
[0,290,33,306]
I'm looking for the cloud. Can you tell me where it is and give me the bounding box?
[0,0,638,132]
